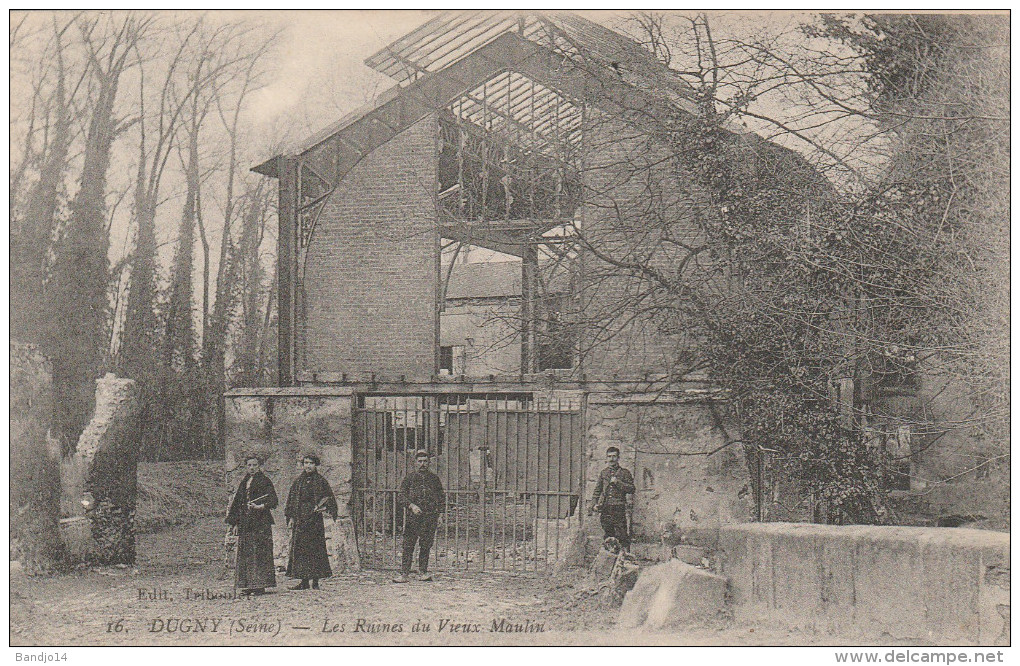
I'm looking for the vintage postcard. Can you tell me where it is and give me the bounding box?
[9,9,1009,653]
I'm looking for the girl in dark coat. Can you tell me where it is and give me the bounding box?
[226,455,279,596]
[285,454,338,589]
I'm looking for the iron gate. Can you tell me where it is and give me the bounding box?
[352,393,584,572]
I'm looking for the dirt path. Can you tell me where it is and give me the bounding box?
[11,517,842,646]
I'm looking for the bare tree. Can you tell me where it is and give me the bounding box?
[229,182,276,388]
[114,15,277,460]
[562,12,1010,523]
[48,12,150,451]
[199,26,276,454]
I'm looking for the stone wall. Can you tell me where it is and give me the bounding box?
[719,522,1010,645]
[10,343,62,572]
[224,388,355,570]
[584,392,751,544]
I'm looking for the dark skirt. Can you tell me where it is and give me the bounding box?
[236,524,276,590]
[286,515,332,579]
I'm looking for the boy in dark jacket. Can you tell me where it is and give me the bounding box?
[393,449,445,583]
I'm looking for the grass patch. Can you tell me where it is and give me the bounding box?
[136,461,227,534]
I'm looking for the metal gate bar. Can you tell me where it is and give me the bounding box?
[352,393,583,572]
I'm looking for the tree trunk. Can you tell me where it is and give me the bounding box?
[11,47,72,345]
[49,74,118,453]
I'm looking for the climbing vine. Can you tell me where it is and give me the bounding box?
[656,110,965,523]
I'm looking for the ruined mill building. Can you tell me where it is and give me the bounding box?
[226,11,822,571]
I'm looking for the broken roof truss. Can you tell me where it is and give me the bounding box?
[450,69,583,156]
[365,12,576,84]
[260,12,702,262]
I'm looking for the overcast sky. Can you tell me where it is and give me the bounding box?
[247,10,436,129]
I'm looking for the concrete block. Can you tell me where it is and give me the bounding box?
[747,528,774,617]
[718,525,755,616]
[627,542,669,563]
[770,528,824,628]
[852,527,926,638]
[685,526,721,550]
[552,523,588,573]
[618,559,727,629]
[978,539,1010,645]
[818,528,857,634]
[719,523,1010,645]
[919,531,981,643]
[673,544,708,566]
[589,547,618,580]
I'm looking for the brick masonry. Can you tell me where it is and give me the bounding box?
[578,111,705,380]
[299,114,439,381]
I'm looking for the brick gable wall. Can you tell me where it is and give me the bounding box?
[299,115,438,380]
[578,112,706,380]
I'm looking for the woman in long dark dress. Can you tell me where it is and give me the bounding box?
[226,455,279,596]
[285,454,338,590]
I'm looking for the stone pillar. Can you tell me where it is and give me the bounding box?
[10,343,62,573]
[224,389,356,572]
[584,392,750,552]
[60,373,141,564]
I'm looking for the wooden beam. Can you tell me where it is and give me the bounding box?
[438,225,526,257]
[277,157,299,386]
[520,244,539,374]
[441,218,568,232]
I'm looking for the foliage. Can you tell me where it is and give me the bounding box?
[815,13,1010,499]
[578,12,1008,523]
[87,500,136,565]
[9,12,281,464]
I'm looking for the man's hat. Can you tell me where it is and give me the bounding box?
[414,449,430,460]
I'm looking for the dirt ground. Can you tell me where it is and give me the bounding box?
[11,514,877,647]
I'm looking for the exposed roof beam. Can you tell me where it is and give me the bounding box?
[255,31,681,179]
[438,225,526,257]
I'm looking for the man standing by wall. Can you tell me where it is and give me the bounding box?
[393,449,445,583]
[591,446,636,550]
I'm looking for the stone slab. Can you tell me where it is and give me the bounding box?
[618,559,727,630]
[719,522,1009,644]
